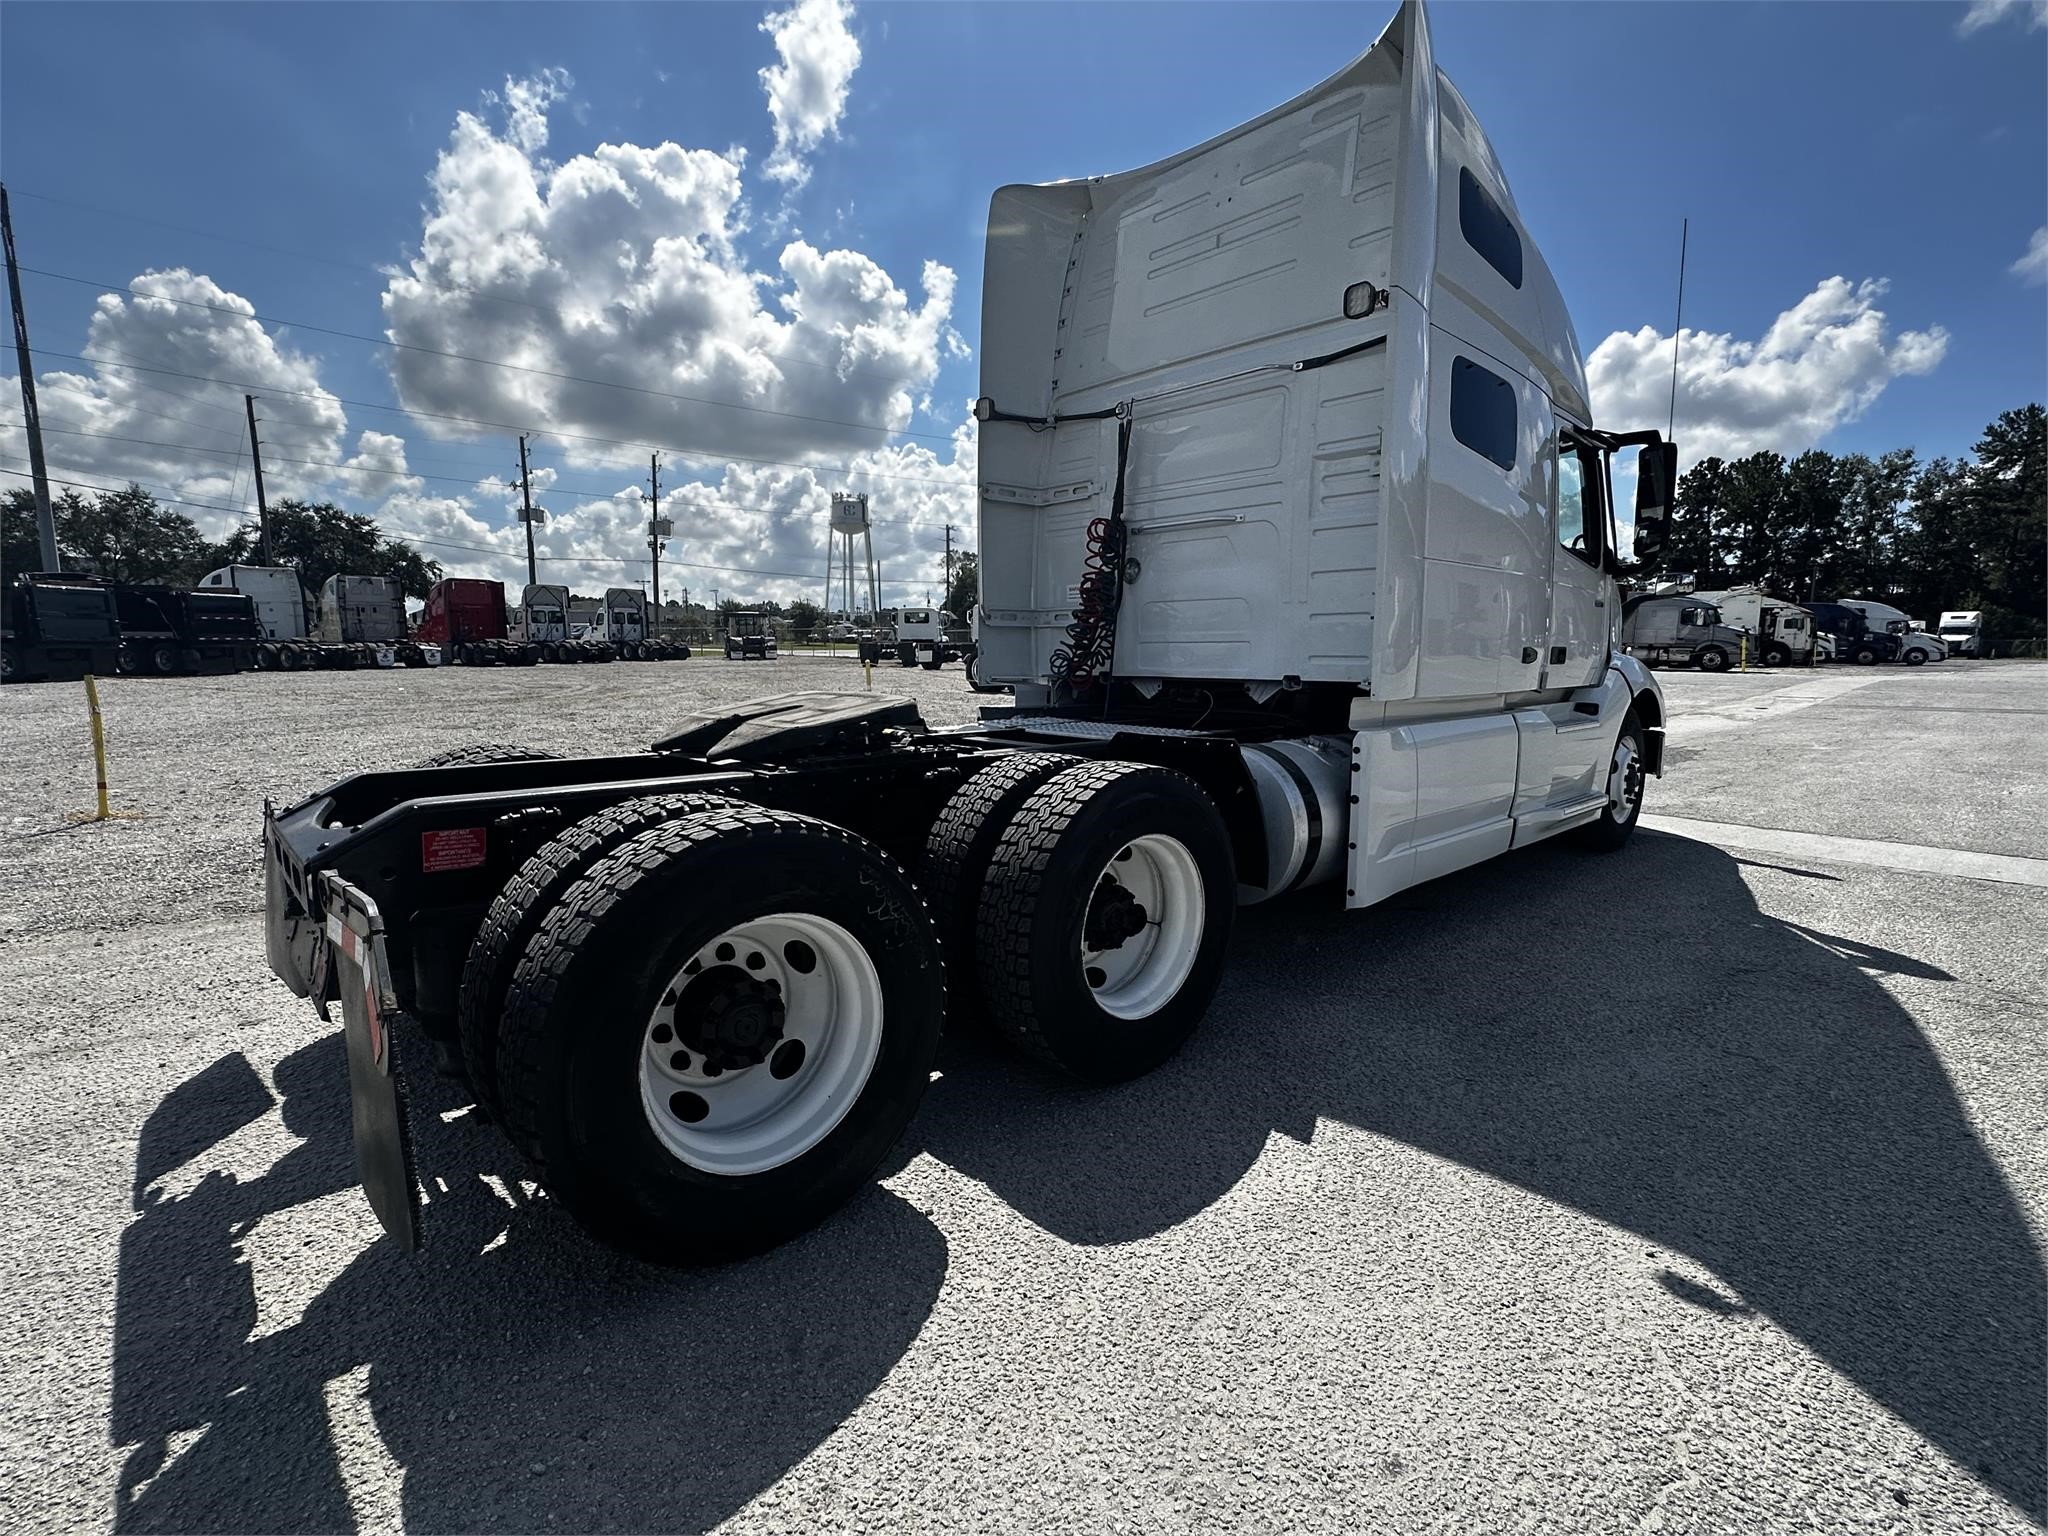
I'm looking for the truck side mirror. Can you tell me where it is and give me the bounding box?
[1632,440,1678,563]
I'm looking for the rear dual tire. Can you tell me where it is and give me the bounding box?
[495,807,944,1264]
[458,790,735,1121]
[954,760,1235,1083]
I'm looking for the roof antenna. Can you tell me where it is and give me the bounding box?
[1667,217,1688,439]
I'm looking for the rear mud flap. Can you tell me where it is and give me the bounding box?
[320,872,423,1252]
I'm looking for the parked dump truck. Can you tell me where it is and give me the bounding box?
[1621,594,1752,670]
[2,572,120,683]
[258,0,1677,1266]
[417,578,536,666]
[111,583,260,675]
[1691,587,1815,666]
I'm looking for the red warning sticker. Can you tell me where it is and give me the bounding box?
[421,826,487,872]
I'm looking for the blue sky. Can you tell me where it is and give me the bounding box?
[3,0,2043,598]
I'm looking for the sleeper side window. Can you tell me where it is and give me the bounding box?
[1450,357,1517,472]
[1459,167,1523,289]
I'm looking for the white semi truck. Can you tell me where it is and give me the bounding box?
[259,0,1679,1264]
[1692,587,1816,665]
[591,587,691,661]
[202,564,418,669]
[1837,599,1947,665]
[1938,610,1983,657]
[518,582,612,663]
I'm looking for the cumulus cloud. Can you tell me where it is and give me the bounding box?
[372,412,979,609]
[375,64,973,604]
[337,431,422,501]
[2011,226,2048,285]
[1586,277,1948,469]
[381,70,958,469]
[0,269,348,538]
[758,0,861,189]
[1958,0,2047,35]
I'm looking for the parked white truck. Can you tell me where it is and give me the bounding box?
[200,564,306,643]
[518,582,612,663]
[590,586,691,661]
[259,0,1681,1263]
[1938,610,1983,657]
[1837,599,1947,665]
[203,564,416,669]
[1693,587,1816,665]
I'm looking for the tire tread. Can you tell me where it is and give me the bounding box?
[457,791,734,1116]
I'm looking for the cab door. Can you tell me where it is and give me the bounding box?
[1544,427,1609,691]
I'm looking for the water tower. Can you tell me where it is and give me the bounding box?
[826,492,879,623]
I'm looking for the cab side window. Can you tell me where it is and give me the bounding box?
[1554,440,1604,568]
[1556,451,1586,556]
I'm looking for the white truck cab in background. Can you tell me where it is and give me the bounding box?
[1838,599,1947,664]
[974,0,1674,910]
[1693,587,1815,665]
[1938,610,1983,657]
[200,564,308,642]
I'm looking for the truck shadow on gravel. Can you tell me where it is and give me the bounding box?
[111,1040,948,1534]
[915,830,2046,1517]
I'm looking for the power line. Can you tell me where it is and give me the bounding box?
[15,419,967,529]
[36,379,247,437]
[27,345,973,491]
[20,263,958,444]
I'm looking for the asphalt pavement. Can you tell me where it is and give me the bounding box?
[1,654,2042,1533]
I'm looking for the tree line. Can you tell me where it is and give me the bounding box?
[1664,403,2044,641]
[1,485,443,596]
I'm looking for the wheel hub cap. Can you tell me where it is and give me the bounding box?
[1084,876,1150,951]
[1079,834,1205,1021]
[673,966,786,1072]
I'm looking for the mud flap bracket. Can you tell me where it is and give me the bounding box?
[320,871,423,1252]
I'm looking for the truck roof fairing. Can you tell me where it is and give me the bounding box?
[981,0,1588,420]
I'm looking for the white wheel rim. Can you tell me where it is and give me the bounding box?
[1607,736,1644,819]
[637,912,883,1176]
[1080,833,1205,1020]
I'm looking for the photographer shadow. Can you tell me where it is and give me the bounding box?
[917,830,2045,1515]
[111,1038,949,1534]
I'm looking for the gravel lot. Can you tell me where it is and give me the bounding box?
[2,656,2043,1533]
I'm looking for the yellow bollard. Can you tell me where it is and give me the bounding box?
[862,659,873,690]
[67,674,140,825]
[1740,635,1748,672]
[85,673,111,820]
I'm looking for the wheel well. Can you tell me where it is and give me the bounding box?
[1628,687,1665,776]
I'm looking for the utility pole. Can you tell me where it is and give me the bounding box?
[517,434,539,588]
[646,454,673,624]
[943,522,954,606]
[244,395,272,565]
[2,184,59,572]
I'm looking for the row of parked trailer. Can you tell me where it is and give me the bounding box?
[1,566,694,684]
[1620,582,1981,670]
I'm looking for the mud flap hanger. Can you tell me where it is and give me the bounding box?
[320,871,424,1252]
